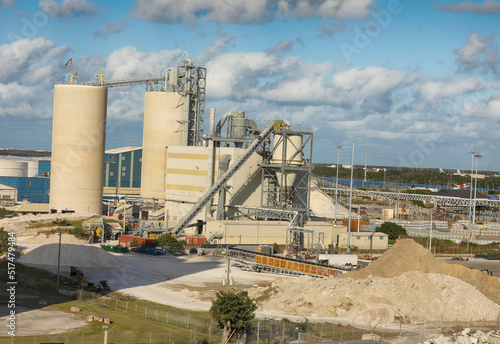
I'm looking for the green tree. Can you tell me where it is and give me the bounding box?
[0,228,9,254]
[209,290,257,343]
[375,222,407,240]
[153,234,184,251]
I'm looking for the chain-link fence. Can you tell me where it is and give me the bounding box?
[0,332,182,344]
[78,290,217,334]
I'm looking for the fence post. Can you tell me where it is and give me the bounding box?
[257,322,260,344]
[115,299,118,310]
[126,301,128,313]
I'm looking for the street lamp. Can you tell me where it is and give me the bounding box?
[347,140,356,254]
[383,168,386,189]
[472,153,482,230]
[467,150,475,253]
[334,145,343,225]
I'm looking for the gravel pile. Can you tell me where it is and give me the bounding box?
[18,243,124,268]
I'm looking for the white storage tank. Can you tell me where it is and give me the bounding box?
[0,159,28,177]
[141,91,185,199]
[49,85,107,214]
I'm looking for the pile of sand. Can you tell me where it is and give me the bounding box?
[345,239,500,305]
[18,233,88,245]
[18,243,124,268]
[249,239,500,323]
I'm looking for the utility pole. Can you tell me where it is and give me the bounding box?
[334,145,343,225]
[363,145,367,187]
[472,153,482,250]
[467,150,475,253]
[347,140,356,254]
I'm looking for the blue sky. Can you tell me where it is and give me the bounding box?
[1,0,500,172]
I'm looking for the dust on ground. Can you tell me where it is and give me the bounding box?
[0,306,88,336]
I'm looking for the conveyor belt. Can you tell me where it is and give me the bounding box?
[226,247,352,278]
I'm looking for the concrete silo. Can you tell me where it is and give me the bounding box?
[49,85,107,214]
[140,91,185,199]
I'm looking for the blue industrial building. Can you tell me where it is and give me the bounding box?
[104,147,142,189]
[0,147,143,204]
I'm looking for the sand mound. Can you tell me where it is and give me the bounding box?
[344,239,500,305]
[18,243,124,268]
[250,239,500,323]
[250,271,500,323]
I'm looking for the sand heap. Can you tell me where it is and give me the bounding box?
[345,239,500,305]
[18,243,124,268]
[249,239,500,323]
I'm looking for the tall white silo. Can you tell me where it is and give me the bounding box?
[140,91,185,199]
[49,85,107,214]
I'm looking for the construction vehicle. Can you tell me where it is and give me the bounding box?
[96,280,110,294]
[70,266,83,278]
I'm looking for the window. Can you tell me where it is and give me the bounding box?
[122,166,126,171]
[356,236,361,240]
[110,172,114,176]
[380,236,384,240]
[122,172,126,177]
[139,158,142,162]
[28,180,31,187]
[122,156,126,160]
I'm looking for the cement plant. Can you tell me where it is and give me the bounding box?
[1,56,500,344]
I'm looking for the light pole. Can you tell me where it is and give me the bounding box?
[472,153,482,238]
[467,150,475,253]
[334,145,343,225]
[347,140,356,254]
[383,168,386,189]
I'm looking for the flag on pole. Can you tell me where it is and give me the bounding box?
[65,58,73,67]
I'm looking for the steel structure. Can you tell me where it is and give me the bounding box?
[260,129,313,225]
[238,206,301,226]
[177,58,206,146]
[318,183,500,207]
[172,120,290,235]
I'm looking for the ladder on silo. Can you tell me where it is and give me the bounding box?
[172,120,289,236]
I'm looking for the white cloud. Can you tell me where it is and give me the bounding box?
[130,0,372,24]
[0,37,71,84]
[39,0,101,18]
[454,33,500,77]
[0,0,15,10]
[93,19,127,39]
[194,34,235,65]
[412,77,493,103]
[436,0,500,14]
[104,46,182,79]
[0,82,53,118]
[277,0,373,19]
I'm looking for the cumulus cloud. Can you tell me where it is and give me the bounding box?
[454,33,500,77]
[39,0,101,18]
[195,34,235,65]
[435,0,500,14]
[318,20,347,38]
[131,0,373,24]
[0,37,71,84]
[104,46,182,78]
[93,19,127,39]
[0,0,15,10]
[276,0,373,19]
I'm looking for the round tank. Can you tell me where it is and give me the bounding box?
[270,133,304,199]
[141,91,184,198]
[0,160,28,177]
[50,85,107,214]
